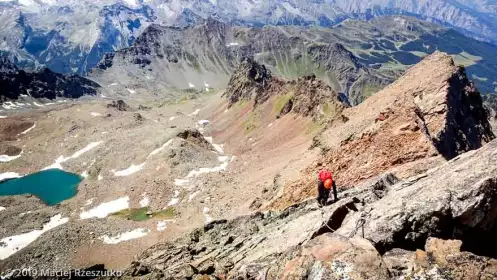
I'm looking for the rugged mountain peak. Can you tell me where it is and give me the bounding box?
[224,59,347,120]
[224,58,272,107]
[270,52,495,209]
[378,51,494,159]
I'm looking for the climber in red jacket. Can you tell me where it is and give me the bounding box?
[317,169,338,206]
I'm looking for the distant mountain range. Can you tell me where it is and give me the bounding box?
[2,0,497,77]
[90,16,497,105]
[0,56,100,102]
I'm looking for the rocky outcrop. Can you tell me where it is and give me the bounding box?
[117,137,497,279]
[176,129,214,151]
[270,52,495,209]
[107,100,130,111]
[0,56,100,102]
[224,59,347,121]
[224,58,272,107]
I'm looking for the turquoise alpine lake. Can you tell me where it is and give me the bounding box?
[0,169,83,205]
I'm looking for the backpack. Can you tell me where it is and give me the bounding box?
[319,170,332,182]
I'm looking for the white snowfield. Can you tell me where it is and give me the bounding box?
[0,214,69,260]
[114,139,173,177]
[43,141,103,170]
[203,207,213,224]
[0,115,7,118]
[147,139,173,159]
[139,195,150,207]
[157,219,175,232]
[188,109,200,117]
[167,190,180,206]
[174,155,231,187]
[126,88,136,94]
[0,172,21,182]
[19,123,36,135]
[0,151,22,163]
[113,163,145,177]
[100,228,150,244]
[80,196,129,219]
[0,206,6,211]
[90,112,102,117]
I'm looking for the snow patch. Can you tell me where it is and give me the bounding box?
[174,178,189,186]
[147,139,173,159]
[139,195,150,207]
[188,191,200,201]
[203,207,213,224]
[0,151,22,163]
[81,170,89,178]
[98,174,103,181]
[90,112,102,117]
[19,123,36,135]
[226,42,239,47]
[169,116,176,121]
[167,190,180,206]
[0,206,5,211]
[157,219,175,232]
[33,102,43,107]
[0,214,69,260]
[100,228,150,244]
[114,163,145,177]
[0,172,21,182]
[0,116,6,119]
[85,198,95,206]
[188,109,200,117]
[157,221,168,231]
[43,141,103,171]
[80,197,129,219]
[188,82,195,88]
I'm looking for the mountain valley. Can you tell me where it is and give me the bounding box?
[1,51,497,279]
[2,2,497,279]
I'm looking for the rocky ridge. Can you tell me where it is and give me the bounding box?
[268,52,495,209]
[116,135,497,279]
[0,56,101,102]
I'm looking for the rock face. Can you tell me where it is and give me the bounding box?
[224,59,348,121]
[270,52,495,209]
[0,56,100,102]
[224,58,272,107]
[117,137,497,279]
[107,100,130,111]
